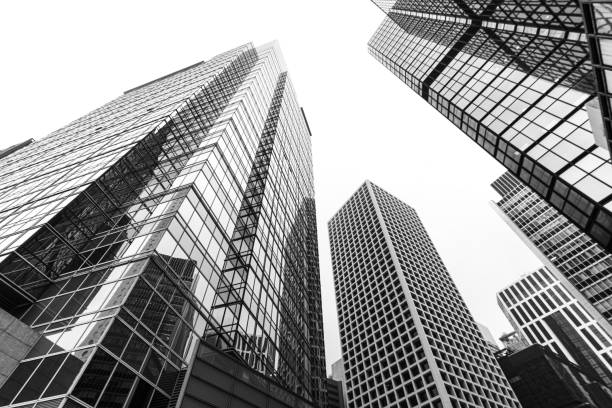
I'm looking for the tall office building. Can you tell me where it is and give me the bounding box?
[0,42,327,408]
[497,266,612,387]
[492,171,612,323]
[326,377,347,408]
[329,181,520,408]
[330,358,349,406]
[368,0,612,252]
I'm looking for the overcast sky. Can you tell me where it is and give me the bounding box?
[0,1,543,372]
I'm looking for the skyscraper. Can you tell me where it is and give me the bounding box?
[326,377,347,408]
[0,42,327,408]
[330,358,349,406]
[368,0,612,252]
[497,266,612,388]
[492,171,612,324]
[329,181,520,408]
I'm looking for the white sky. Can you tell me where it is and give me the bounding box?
[0,1,542,372]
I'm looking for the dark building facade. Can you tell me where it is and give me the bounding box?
[0,42,327,408]
[496,344,612,408]
[329,181,520,407]
[330,358,348,408]
[368,0,612,252]
[325,378,346,408]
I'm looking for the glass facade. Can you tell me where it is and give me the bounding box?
[0,42,326,408]
[329,181,520,408]
[368,0,612,252]
[582,1,612,156]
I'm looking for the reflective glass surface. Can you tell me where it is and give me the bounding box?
[369,0,612,252]
[0,42,326,408]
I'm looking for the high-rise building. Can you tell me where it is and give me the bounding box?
[330,358,349,406]
[329,181,520,408]
[328,358,348,408]
[368,0,612,252]
[492,171,612,324]
[326,377,347,408]
[497,266,612,388]
[0,42,327,408]
[496,344,612,408]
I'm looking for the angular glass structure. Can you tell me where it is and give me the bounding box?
[492,171,612,323]
[0,42,327,408]
[368,0,612,252]
[329,181,520,408]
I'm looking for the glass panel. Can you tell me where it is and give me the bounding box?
[42,352,86,397]
[97,362,136,408]
[73,349,117,405]
[0,360,39,405]
[599,38,612,66]
[595,4,612,34]
[14,354,66,403]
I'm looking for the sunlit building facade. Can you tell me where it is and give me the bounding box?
[498,266,612,388]
[492,171,612,323]
[0,42,327,408]
[368,0,612,252]
[330,358,348,407]
[329,181,520,408]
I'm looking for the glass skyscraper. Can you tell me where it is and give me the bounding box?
[0,42,327,408]
[329,181,520,408]
[492,171,612,324]
[368,0,612,252]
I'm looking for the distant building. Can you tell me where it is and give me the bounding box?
[491,171,612,325]
[497,344,612,408]
[330,359,348,408]
[329,181,520,407]
[498,266,612,387]
[477,322,500,353]
[326,377,347,408]
[499,331,529,354]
